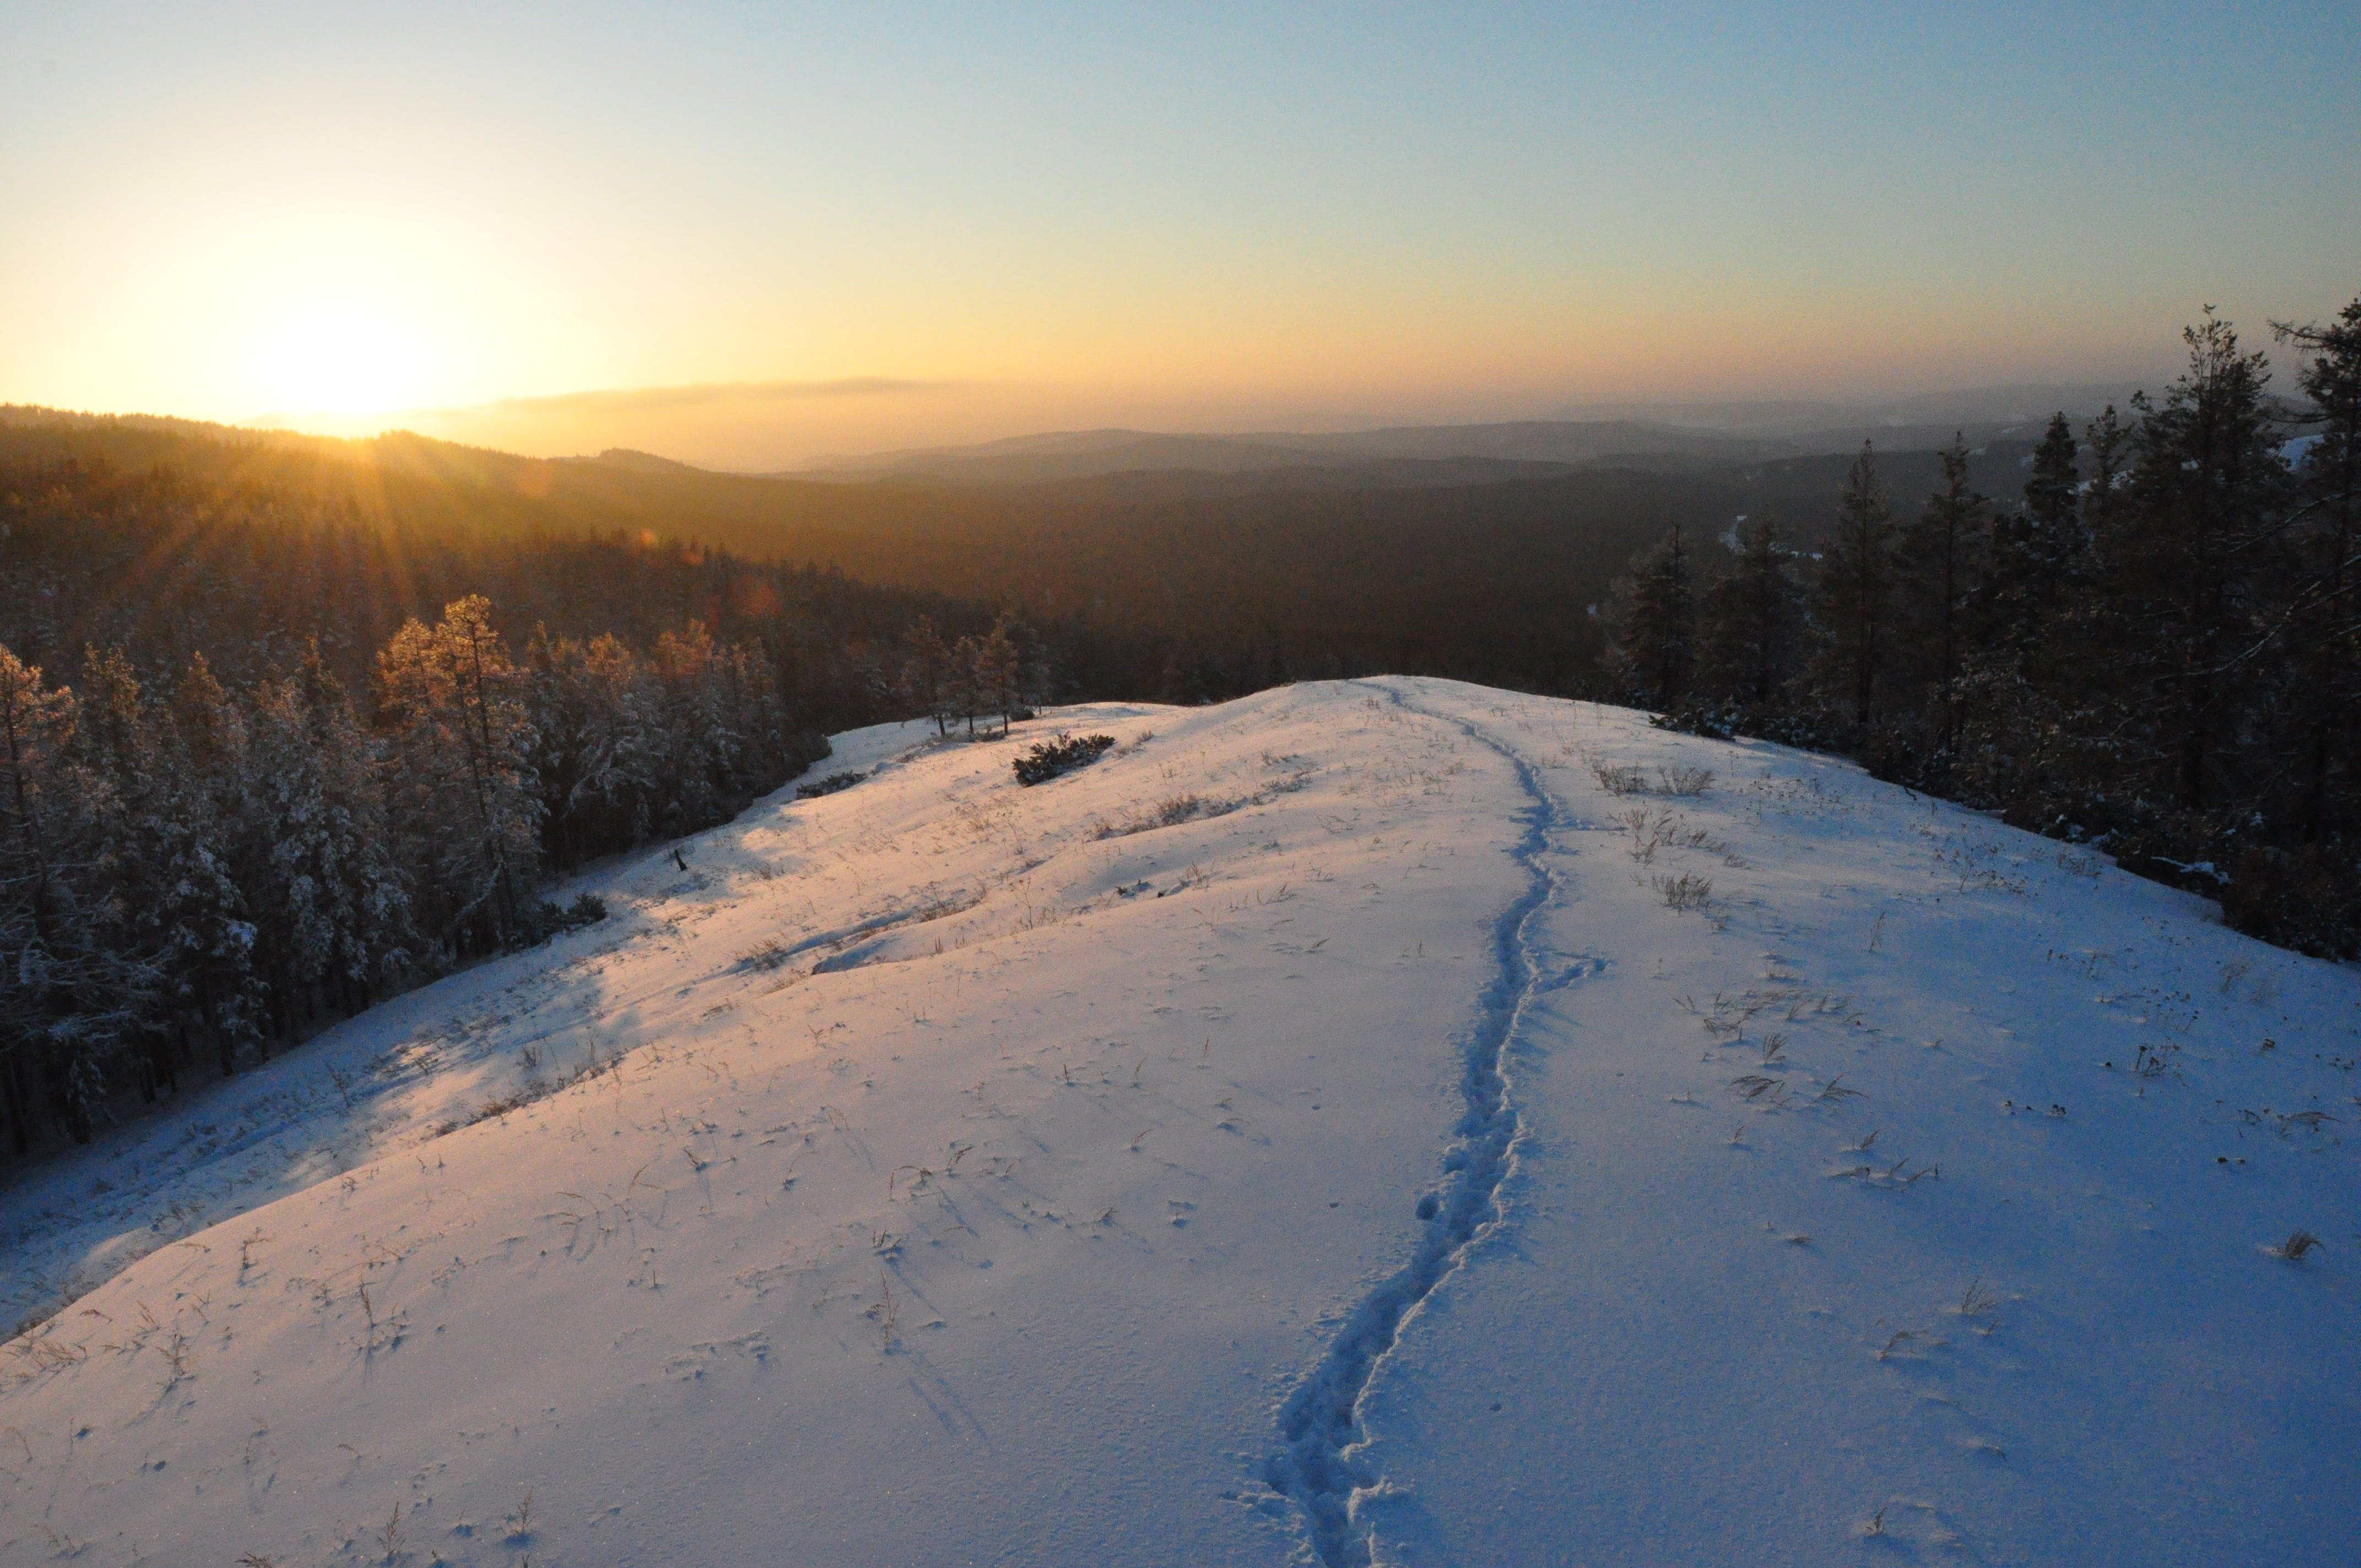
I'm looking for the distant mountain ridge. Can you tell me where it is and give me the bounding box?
[790,385,2145,486]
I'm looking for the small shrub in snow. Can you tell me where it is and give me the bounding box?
[1590,759,1649,796]
[1653,872,1712,910]
[736,937,793,972]
[1658,764,1714,796]
[2265,1229,2324,1261]
[505,1489,535,1545]
[798,770,866,798]
[1151,793,1206,826]
[1013,732,1115,785]
[1624,807,1730,863]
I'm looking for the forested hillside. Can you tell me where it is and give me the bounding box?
[0,405,2054,699]
[1596,304,2361,956]
[0,450,1106,1157]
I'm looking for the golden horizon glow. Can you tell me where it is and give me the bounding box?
[4,7,2355,466]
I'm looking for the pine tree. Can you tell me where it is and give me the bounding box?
[901,617,955,736]
[376,596,543,952]
[2106,313,2288,812]
[650,620,728,832]
[711,636,793,795]
[949,635,986,736]
[1600,525,1697,707]
[1696,515,1804,708]
[60,648,173,1107]
[0,645,75,953]
[1895,436,1990,755]
[2271,298,2361,842]
[0,643,78,1151]
[150,653,267,1072]
[1952,416,2088,817]
[976,620,1024,736]
[529,628,660,861]
[2025,413,2079,533]
[2082,404,2134,541]
[1811,443,1898,731]
[250,648,411,1016]
[1980,414,2086,663]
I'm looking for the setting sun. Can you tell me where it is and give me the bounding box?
[250,302,429,416]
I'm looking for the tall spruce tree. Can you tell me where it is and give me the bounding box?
[1600,525,1697,707]
[1895,436,1990,755]
[377,596,543,952]
[1952,415,2088,816]
[62,649,174,1100]
[2271,298,2361,842]
[249,648,411,1018]
[2081,404,2134,545]
[2106,313,2288,812]
[0,644,78,1150]
[1696,515,1805,708]
[1980,413,2086,664]
[150,653,267,1072]
[649,620,729,832]
[1811,443,1898,731]
[949,633,986,736]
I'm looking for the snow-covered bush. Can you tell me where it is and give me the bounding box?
[797,771,867,799]
[502,892,608,951]
[1013,733,1115,786]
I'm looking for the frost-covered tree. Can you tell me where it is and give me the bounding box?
[650,619,731,832]
[56,649,179,1115]
[0,643,79,1150]
[145,653,268,1074]
[248,648,410,1017]
[528,627,659,862]
[377,596,543,952]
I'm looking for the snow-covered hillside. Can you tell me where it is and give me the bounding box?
[3,680,2355,1567]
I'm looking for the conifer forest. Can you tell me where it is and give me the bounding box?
[1597,306,2361,960]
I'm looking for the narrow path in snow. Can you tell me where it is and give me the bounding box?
[1264,685,1566,1567]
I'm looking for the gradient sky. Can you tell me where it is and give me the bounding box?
[5,2,2357,465]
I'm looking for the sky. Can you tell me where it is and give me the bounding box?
[4,2,2357,467]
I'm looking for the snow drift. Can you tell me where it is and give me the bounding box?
[2,679,2355,1566]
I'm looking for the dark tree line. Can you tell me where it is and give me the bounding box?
[1600,301,2361,956]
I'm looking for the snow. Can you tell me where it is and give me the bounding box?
[3,679,2357,1566]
